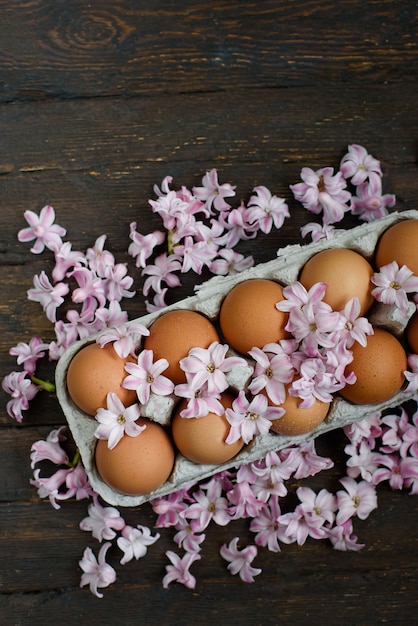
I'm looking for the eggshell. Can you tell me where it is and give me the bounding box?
[219,278,288,354]
[375,219,418,276]
[267,385,330,436]
[299,248,374,315]
[143,309,220,384]
[406,310,418,354]
[171,393,244,464]
[95,418,175,495]
[339,327,407,405]
[66,342,137,416]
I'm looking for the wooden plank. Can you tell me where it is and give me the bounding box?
[0,0,416,102]
[0,489,417,620]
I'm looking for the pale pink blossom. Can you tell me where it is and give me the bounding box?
[280,440,334,479]
[225,391,284,445]
[210,248,254,275]
[400,457,418,493]
[248,343,294,405]
[404,353,418,393]
[103,262,135,301]
[184,477,230,531]
[152,488,192,528]
[52,241,86,282]
[30,467,70,509]
[149,190,191,231]
[372,454,416,490]
[162,550,201,589]
[250,472,288,502]
[290,166,351,224]
[2,370,39,422]
[85,235,115,277]
[289,355,344,408]
[27,271,69,322]
[145,288,169,313]
[284,300,341,355]
[128,224,166,269]
[123,349,175,404]
[48,320,79,360]
[9,336,50,374]
[343,412,383,447]
[59,464,94,502]
[380,408,410,454]
[179,342,247,396]
[69,266,106,312]
[94,392,144,450]
[65,308,98,340]
[79,499,126,542]
[400,408,418,458]
[350,172,396,222]
[173,236,217,274]
[79,542,116,598]
[336,477,378,525]
[226,481,266,519]
[249,495,288,552]
[251,449,296,482]
[173,519,206,553]
[96,322,149,358]
[193,168,236,212]
[142,253,181,295]
[117,525,160,564]
[328,519,365,552]
[278,504,328,545]
[331,297,374,348]
[94,300,129,329]
[30,426,69,468]
[217,202,257,247]
[18,204,66,253]
[277,280,328,312]
[174,377,225,418]
[220,537,261,583]
[340,144,382,185]
[297,486,337,526]
[300,221,344,242]
[344,440,381,481]
[371,261,418,316]
[246,185,289,233]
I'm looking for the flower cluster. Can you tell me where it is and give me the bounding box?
[293,144,396,241]
[274,283,372,407]
[32,417,415,595]
[344,407,418,491]
[3,151,418,598]
[129,170,289,311]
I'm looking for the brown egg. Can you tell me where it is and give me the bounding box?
[405,310,418,354]
[299,248,374,315]
[95,418,175,495]
[266,385,330,436]
[339,327,407,405]
[66,342,137,416]
[219,279,288,354]
[375,219,418,276]
[143,309,220,384]
[171,393,244,464]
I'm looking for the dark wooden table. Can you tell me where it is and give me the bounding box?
[1,1,418,624]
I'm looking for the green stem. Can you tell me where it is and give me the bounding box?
[167,230,177,255]
[31,376,56,394]
[69,449,81,468]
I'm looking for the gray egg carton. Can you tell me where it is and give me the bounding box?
[55,209,418,507]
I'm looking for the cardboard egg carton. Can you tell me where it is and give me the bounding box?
[55,209,418,507]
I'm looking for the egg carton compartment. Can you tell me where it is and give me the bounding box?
[55,209,418,507]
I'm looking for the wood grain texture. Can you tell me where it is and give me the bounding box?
[1,1,417,623]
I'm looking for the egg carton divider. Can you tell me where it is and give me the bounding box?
[55,209,418,507]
